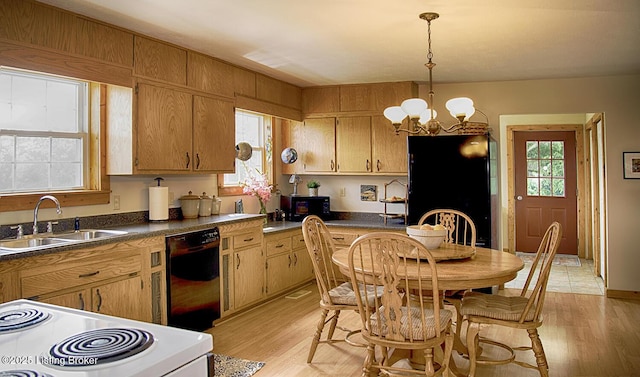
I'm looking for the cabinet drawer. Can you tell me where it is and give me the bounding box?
[266,237,292,257]
[233,229,262,249]
[330,232,359,246]
[292,234,306,250]
[21,255,141,298]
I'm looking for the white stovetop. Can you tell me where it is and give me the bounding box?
[0,300,213,377]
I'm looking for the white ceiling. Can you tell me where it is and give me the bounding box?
[38,0,640,88]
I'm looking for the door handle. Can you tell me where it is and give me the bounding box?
[516,195,523,201]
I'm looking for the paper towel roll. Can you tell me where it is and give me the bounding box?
[149,186,169,221]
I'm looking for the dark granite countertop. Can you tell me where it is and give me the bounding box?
[1,212,407,262]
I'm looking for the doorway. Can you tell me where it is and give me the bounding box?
[507,124,585,257]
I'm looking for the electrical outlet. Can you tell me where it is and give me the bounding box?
[339,187,346,197]
[113,195,120,210]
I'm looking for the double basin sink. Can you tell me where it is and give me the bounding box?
[0,229,129,254]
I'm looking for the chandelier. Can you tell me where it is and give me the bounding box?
[383,12,489,136]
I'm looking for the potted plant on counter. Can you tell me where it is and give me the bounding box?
[307,180,321,197]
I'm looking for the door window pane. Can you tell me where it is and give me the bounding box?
[526,139,566,197]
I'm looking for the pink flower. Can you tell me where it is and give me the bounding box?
[241,170,272,205]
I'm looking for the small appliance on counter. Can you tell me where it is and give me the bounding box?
[0,299,214,376]
[281,195,330,221]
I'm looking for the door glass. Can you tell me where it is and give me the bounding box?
[526,140,565,197]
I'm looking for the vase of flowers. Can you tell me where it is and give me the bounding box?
[241,169,272,224]
[307,180,321,197]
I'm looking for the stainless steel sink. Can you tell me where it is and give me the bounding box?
[53,229,129,241]
[0,237,68,249]
[0,229,129,253]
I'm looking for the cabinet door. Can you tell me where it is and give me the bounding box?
[40,289,90,311]
[136,83,192,171]
[92,276,144,321]
[302,118,336,172]
[336,116,372,173]
[193,95,235,172]
[265,253,292,296]
[233,245,264,309]
[291,250,314,285]
[372,115,408,174]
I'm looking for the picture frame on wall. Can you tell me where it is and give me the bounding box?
[623,152,640,179]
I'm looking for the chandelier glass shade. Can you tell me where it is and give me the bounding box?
[384,12,488,136]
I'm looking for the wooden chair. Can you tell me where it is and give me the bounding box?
[418,209,477,346]
[417,209,476,248]
[460,221,562,377]
[302,215,382,363]
[347,232,454,377]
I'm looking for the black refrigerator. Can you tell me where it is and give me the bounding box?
[408,134,498,249]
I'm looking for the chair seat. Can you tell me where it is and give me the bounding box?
[328,282,384,306]
[370,306,453,341]
[460,291,537,322]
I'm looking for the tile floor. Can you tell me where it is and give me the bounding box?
[504,255,605,295]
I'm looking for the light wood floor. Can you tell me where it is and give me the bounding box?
[208,283,640,377]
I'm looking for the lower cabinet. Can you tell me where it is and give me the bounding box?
[265,230,314,297]
[0,236,165,324]
[41,275,144,320]
[219,219,265,317]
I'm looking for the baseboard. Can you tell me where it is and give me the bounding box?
[606,289,640,300]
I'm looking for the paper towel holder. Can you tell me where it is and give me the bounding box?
[154,177,164,186]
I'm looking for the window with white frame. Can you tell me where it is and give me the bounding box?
[0,67,88,194]
[221,109,272,190]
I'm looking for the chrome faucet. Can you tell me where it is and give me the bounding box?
[33,195,62,235]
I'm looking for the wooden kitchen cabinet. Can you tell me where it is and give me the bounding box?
[134,83,235,173]
[136,82,193,172]
[41,275,144,321]
[281,119,306,175]
[219,220,265,317]
[134,36,187,86]
[302,117,336,172]
[371,115,408,174]
[265,230,313,297]
[193,95,235,172]
[7,236,165,323]
[336,116,372,173]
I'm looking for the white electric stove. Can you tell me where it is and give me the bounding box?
[0,299,214,377]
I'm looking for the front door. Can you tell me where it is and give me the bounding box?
[514,131,578,254]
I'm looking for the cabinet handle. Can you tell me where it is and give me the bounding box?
[236,254,241,269]
[377,160,381,172]
[79,271,100,278]
[96,289,102,312]
[244,237,254,242]
[288,255,292,268]
[186,152,191,168]
[78,293,85,311]
[293,253,298,266]
[333,236,345,241]
[196,153,200,169]
[275,244,284,248]
[331,160,335,170]
[366,159,370,171]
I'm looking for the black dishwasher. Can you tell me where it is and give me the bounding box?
[166,227,220,331]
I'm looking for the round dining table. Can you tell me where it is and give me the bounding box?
[331,244,525,377]
[331,244,525,291]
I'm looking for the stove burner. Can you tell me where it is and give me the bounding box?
[49,328,154,367]
[0,371,54,377]
[0,309,50,332]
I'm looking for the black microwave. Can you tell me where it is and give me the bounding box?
[281,196,331,222]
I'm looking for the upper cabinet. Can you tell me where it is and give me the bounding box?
[107,82,235,175]
[371,115,408,174]
[134,36,187,86]
[187,52,235,98]
[301,118,336,173]
[336,116,372,173]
